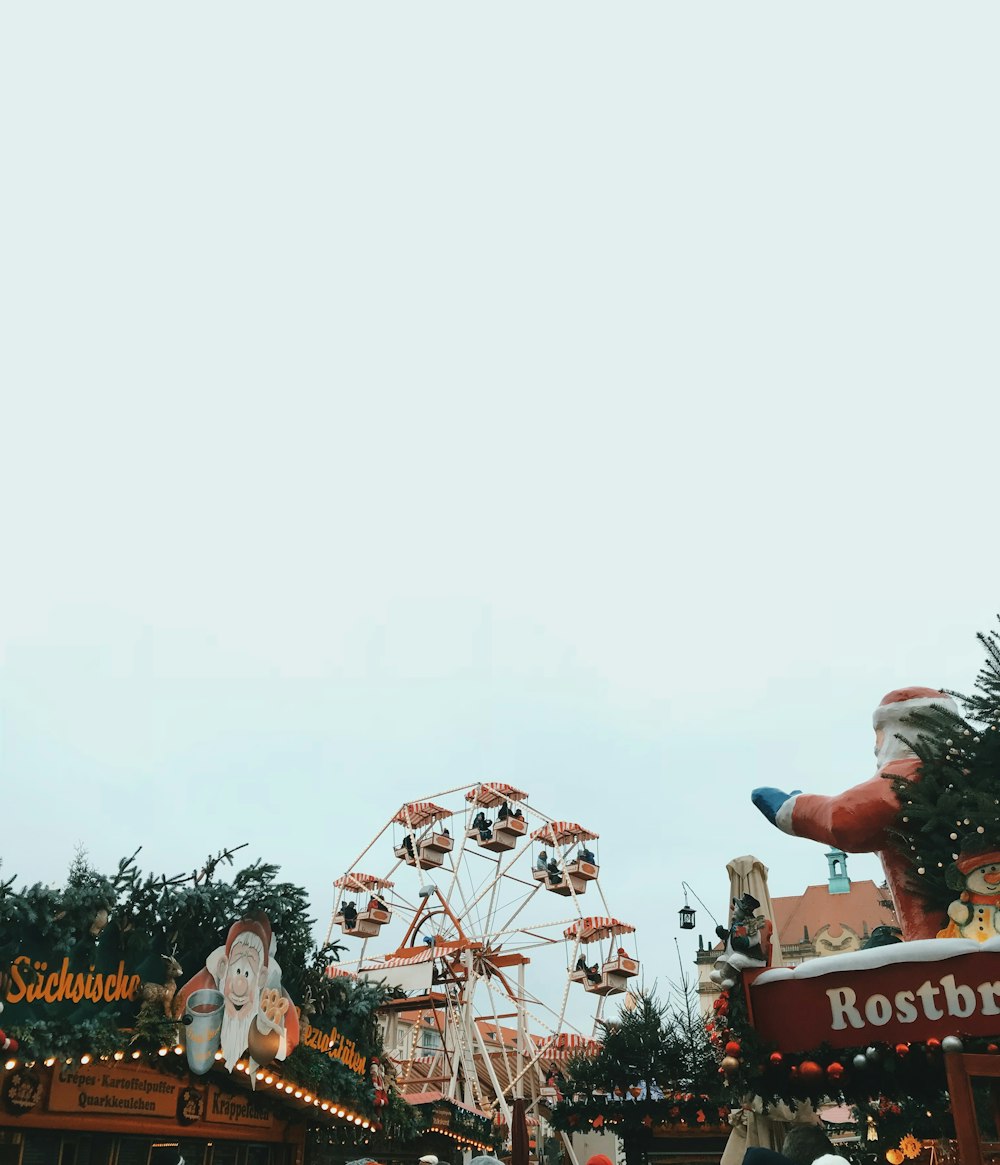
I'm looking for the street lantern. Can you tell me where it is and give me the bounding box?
[679,884,696,930]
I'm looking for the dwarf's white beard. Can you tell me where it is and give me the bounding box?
[221,1007,255,1071]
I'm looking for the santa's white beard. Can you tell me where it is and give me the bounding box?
[220,1007,255,1071]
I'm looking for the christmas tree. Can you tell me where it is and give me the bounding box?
[889,622,1000,919]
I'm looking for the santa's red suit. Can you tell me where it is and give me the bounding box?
[752,687,959,941]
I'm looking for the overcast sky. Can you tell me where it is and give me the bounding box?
[3,4,1000,1031]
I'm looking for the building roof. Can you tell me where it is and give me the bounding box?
[772,878,895,944]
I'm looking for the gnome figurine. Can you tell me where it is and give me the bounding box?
[711,894,773,989]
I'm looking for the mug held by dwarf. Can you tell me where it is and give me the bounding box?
[712,894,773,989]
[751,687,959,940]
[177,912,299,1076]
[938,844,1000,941]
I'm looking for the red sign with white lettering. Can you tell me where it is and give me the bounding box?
[746,943,1000,1052]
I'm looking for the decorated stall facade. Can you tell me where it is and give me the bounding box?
[714,625,1000,1165]
[0,850,415,1165]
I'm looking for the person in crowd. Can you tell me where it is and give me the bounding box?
[547,857,562,885]
[342,901,358,931]
[402,834,415,859]
[536,849,549,872]
[498,801,510,820]
[779,1124,842,1165]
[472,811,493,840]
[578,844,596,864]
[512,807,524,819]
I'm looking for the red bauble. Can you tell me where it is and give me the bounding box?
[826,1062,844,1080]
[798,1060,823,1082]
[926,1038,941,1051]
[769,1052,783,1065]
[989,1044,1000,1054]
[895,1043,909,1057]
[725,1041,742,1057]
[788,1065,799,1079]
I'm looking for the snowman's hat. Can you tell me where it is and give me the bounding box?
[956,839,1000,875]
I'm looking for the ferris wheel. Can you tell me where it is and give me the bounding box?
[323,781,640,1129]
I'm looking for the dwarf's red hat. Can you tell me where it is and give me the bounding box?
[224,913,272,965]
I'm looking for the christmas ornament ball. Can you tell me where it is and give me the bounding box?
[826,1062,845,1081]
[895,1043,909,1057]
[853,1054,868,1071]
[866,1045,882,1062]
[724,1041,741,1057]
[941,1036,964,1054]
[798,1060,823,1082]
[926,1038,941,1051]
[886,1151,905,1165]
[988,1044,1000,1054]
[720,1056,740,1077]
[769,1052,783,1065]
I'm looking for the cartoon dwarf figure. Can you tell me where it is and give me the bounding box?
[938,847,1000,942]
[178,912,299,1076]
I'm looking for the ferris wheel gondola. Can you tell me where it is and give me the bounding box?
[332,872,395,938]
[564,917,638,996]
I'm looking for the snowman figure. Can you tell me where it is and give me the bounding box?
[938,846,1000,942]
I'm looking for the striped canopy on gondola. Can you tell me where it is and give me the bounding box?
[392,801,452,827]
[529,821,598,845]
[361,947,437,971]
[465,782,528,807]
[536,1033,601,1062]
[333,872,395,891]
[563,916,635,943]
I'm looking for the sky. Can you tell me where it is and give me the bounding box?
[2,4,1000,1035]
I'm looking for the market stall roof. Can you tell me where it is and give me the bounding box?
[465,782,528,807]
[529,821,598,845]
[563,916,635,943]
[393,801,453,827]
[334,872,395,891]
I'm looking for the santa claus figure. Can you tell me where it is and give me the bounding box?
[752,687,959,940]
[178,912,299,1075]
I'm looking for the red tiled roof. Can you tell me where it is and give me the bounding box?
[772,879,895,945]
